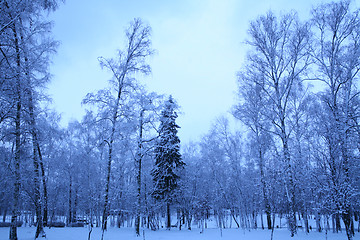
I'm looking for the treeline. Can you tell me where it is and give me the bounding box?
[232,1,360,240]
[1,1,360,240]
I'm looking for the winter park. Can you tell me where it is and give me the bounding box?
[2,0,360,240]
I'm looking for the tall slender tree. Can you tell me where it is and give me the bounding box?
[234,69,273,229]
[241,10,311,236]
[152,96,184,230]
[134,91,161,236]
[83,18,154,240]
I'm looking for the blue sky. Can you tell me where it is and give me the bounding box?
[48,0,344,143]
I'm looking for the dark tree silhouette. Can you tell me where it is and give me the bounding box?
[152,96,184,230]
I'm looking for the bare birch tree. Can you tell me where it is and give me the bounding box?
[243,11,311,236]
[234,70,273,229]
[83,18,154,240]
[133,91,161,236]
[311,1,360,239]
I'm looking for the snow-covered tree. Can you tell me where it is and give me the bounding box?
[133,90,162,236]
[0,0,60,239]
[241,10,311,237]
[310,1,360,239]
[152,96,184,230]
[82,18,154,239]
[233,68,274,229]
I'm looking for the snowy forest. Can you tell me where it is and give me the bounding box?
[1,0,360,240]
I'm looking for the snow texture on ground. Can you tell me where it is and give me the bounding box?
[0,227,358,240]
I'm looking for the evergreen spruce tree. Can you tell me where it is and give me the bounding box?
[152,96,184,230]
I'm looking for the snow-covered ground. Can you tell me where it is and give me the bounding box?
[0,227,358,240]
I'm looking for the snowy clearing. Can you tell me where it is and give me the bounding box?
[0,227,358,240]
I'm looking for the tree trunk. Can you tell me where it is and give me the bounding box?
[266,209,272,230]
[259,146,272,230]
[101,125,116,240]
[73,188,78,223]
[9,14,22,240]
[31,122,46,239]
[343,212,354,240]
[283,136,297,237]
[3,208,7,222]
[26,68,46,239]
[38,148,48,227]
[102,142,112,232]
[135,110,144,237]
[166,202,171,230]
[335,213,341,232]
[101,95,120,238]
[68,175,73,225]
[231,209,240,228]
[315,212,321,232]
[253,211,257,229]
[186,210,192,230]
[270,213,276,240]
[304,213,309,233]
[96,210,100,228]
[10,95,21,240]
[177,208,181,230]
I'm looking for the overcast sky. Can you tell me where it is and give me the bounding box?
[48,0,345,143]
